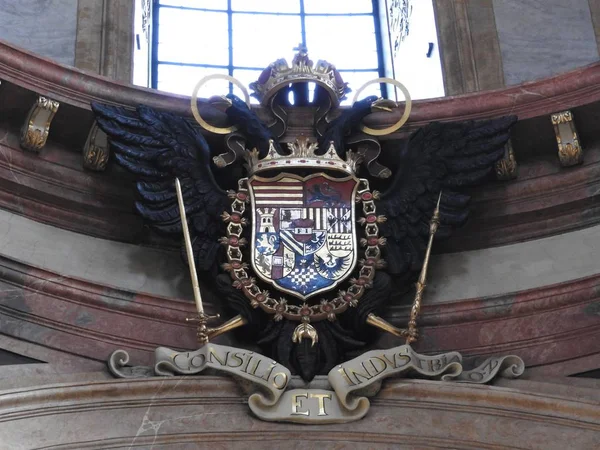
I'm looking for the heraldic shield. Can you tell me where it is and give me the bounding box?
[248,173,360,300]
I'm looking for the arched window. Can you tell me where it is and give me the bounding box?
[150,0,386,102]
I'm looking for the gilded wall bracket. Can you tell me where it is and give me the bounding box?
[20,96,59,152]
[551,110,583,167]
[83,121,110,171]
[495,140,517,180]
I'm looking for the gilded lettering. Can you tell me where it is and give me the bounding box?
[367,356,388,376]
[337,367,356,386]
[228,352,244,368]
[247,358,261,376]
[208,348,228,366]
[272,372,288,390]
[173,352,190,370]
[483,358,499,375]
[347,365,373,385]
[394,354,411,368]
[382,353,397,369]
[309,393,331,416]
[190,354,205,368]
[260,363,276,382]
[241,355,253,372]
[428,358,444,372]
[467,370,484,382]
[291,393,309,416]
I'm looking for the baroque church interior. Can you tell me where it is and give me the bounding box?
[0,0,599,448]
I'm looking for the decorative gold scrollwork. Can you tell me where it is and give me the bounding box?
[495,141,517,180]
[551,110,583,167]
[83,121,110,171]
[20,96,59,152]
[352,77,412,136]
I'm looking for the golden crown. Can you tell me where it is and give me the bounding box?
[246,137,361,177]
[249,44,350,106]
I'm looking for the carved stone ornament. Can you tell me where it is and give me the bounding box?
[108,344,524,424]
[551,110,583,167]
[20,96,59,152]
[83,121,110,171]
[495,140,517,180]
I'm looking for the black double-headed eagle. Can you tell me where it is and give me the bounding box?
[92,65,516,381]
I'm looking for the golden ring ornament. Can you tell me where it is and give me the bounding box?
[352,77,412,136]
[190,74,251,135]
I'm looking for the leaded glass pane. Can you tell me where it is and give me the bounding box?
[303,0,372,14]
[231,0,300,13]
[305,16,377,70]
[157,65,229,97]
[158,9,228,65]
[338,70,381,105]
[232,13,302,68]
[159,0,227,10]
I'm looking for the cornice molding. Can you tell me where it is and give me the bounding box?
[0,377,597,448]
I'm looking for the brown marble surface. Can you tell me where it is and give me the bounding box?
[0,248,597,377]
[0,374,597,449]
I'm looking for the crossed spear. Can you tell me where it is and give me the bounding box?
[175,178,245,344]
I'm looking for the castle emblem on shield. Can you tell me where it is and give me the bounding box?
[249,173,359,299]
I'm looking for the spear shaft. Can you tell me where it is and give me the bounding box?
[406,191,442,344]
[175,178,205,315]
[175,178,220,345]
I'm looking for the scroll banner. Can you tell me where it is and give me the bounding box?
[108,344,524,424]
[154,345,291,409]
[328,345,524,421]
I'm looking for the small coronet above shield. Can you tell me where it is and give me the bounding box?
[248,172,359,300]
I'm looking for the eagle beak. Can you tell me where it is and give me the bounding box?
[371,98,396,112]
[208,95,233,110]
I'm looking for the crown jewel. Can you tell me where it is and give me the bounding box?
[249,44,350,106]
[246,137,361,177]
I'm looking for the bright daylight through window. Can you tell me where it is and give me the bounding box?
[136,0,444,102]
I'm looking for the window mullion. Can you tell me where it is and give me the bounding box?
[228,0,234,95]
[372,0,388,98]
[150,2,160,89]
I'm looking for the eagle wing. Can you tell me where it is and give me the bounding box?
[377,116,517,285]
[91,102,229,273]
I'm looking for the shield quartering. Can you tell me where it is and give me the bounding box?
[249,173,359,299]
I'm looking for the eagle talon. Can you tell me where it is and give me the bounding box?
[292,323,319,347]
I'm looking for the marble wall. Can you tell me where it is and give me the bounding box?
[0,0,78,66]
[0,0,133,81]
[3,206,600,306]
[493,0,599,85]
[75,0,134,83]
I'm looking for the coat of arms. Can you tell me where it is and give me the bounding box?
[93,46,523,422]
[249,171,359,299]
